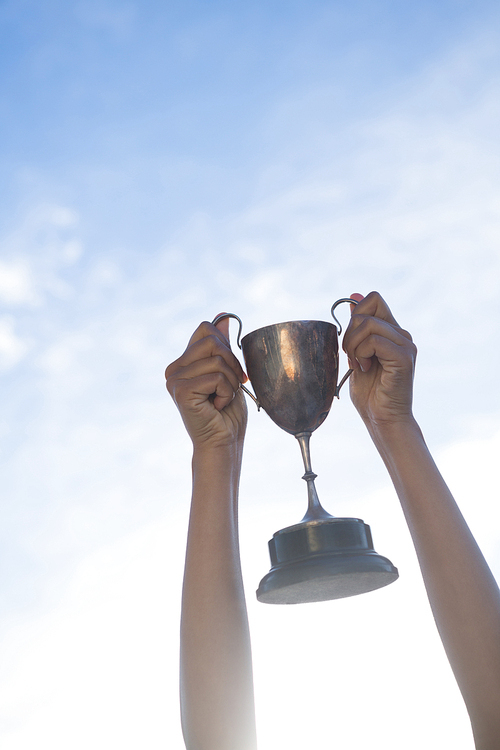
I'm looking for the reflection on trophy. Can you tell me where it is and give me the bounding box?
[213,299,398,605]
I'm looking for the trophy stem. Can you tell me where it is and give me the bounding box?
[295,432,334,523]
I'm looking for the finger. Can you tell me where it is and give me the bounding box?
[214,313,230,343]
[170,370,237,413]
[188,320,229,348]
[165,325,246,383]
[350,292,364,309]
[343,291,411,359]
[345,310,412,347]
[350,291,400,328]
[190,318,247,381]
[345,294,365,368]
[167,354,242,397]
[350,332,416,374]
[344,316,415,372]
[214,314,248,382]
[346,315,413,350]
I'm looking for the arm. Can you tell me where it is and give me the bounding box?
[343,292,500,750]
[165,320,257,750]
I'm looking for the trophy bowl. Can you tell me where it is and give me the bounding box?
[241,320,338,435]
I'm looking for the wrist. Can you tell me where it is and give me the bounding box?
[365,414,422,450]
[192,441,245,502]
[364,416,429,476]
[193,439,244,466]
[364,413,421,442]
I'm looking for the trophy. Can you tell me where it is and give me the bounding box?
[212,299,398,605]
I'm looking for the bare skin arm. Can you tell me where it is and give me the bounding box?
[165,319,257,750]
[166,294,500,750]
[343,292,500,750]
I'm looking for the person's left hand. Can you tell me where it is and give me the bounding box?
[342,291,417,429]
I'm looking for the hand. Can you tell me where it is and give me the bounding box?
[165,318,248,450]
[342,292,417,428]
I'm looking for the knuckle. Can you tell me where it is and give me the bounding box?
[208,333,225,350]
[352,315,371,333]
[213,354,225,368]
[164,360,177,379]
[165,379,176,399]
[213,371,227,390]
[346,313,368,336]
[401,346,417,366]
[219,376,235,397]
[166,375,181,397]
[165,369,177,389]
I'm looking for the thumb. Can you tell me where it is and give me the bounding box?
[350,292,364,312]
[214,313,230,344]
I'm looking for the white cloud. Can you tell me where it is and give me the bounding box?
[1,17,500,750]
[436,424,500,565]
[40,206,78,229]
[0,317,28,370]
[0,261,37,305]
[61,240,83,265]
[0,204,84,308]
[0,518,184,749]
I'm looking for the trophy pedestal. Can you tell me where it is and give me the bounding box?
[256,517,398,604]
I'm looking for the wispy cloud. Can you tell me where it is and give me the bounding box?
[0,317,27,369]
[0,8,499,750]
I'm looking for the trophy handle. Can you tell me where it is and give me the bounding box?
[211,313,261,409]
[330,298,359,398]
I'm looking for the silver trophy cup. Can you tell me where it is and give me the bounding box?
[213,299,398,605]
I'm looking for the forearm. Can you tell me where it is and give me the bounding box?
[180,444,257,750]
[369,418,500,749]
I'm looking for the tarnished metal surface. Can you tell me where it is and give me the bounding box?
[241,320,339,435]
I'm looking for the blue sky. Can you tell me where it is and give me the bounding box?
[2,0,497,236]
[1,1,500,748]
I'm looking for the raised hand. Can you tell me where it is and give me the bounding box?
[165,318,248,450]
[342,291,417,429]
[343,293,500,750]
[167,319,256,750]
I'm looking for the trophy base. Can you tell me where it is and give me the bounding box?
[256,517,398,604]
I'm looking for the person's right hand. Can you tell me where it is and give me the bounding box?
[165,318,248,450]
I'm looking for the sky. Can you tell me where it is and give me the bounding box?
[1,0,500,748]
